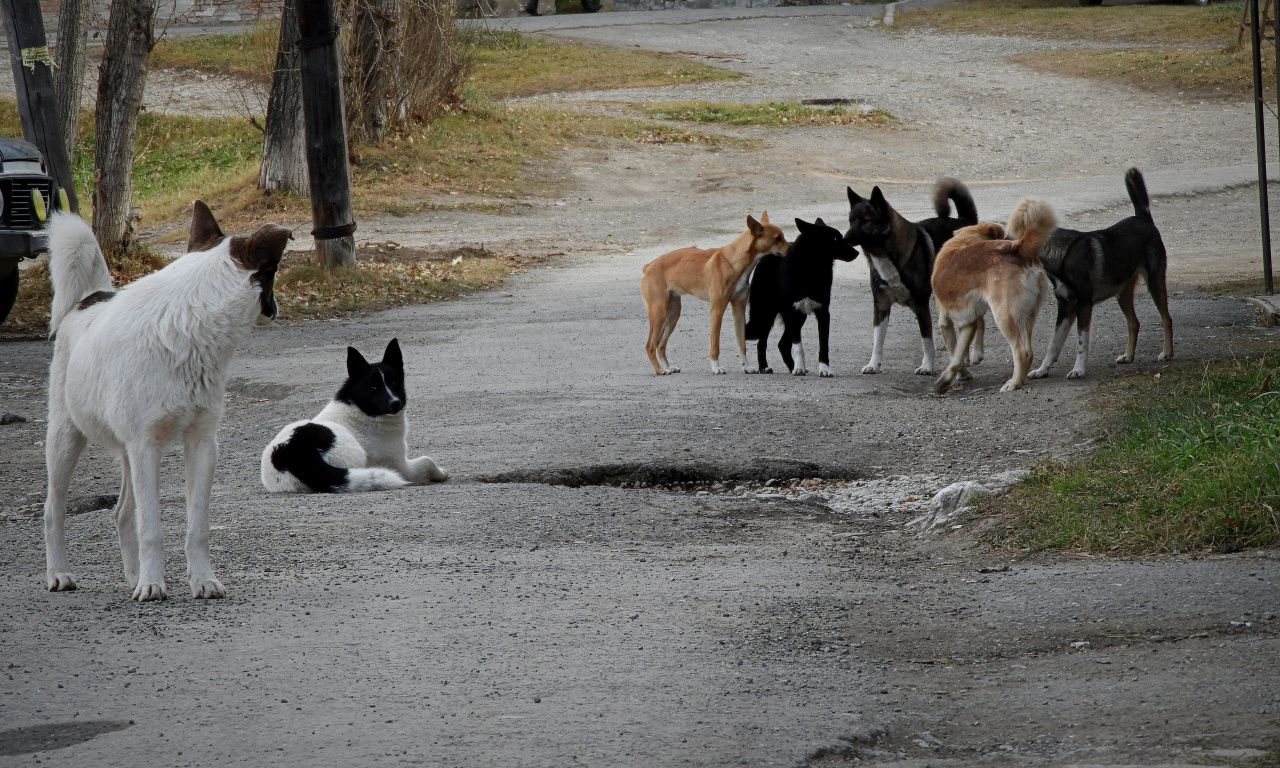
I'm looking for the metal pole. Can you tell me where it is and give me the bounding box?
[1252,0,1274,295]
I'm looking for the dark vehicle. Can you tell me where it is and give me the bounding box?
[0,138,58,327]
[1080,1,1210,5]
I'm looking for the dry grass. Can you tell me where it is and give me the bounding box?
[897,0,1243,45]
[1012,44,1273,99]
[4,243,543,334]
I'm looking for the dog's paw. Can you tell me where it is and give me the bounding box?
[914,365,934,376]
[745,366,774,374]
[657,366,680,376]
[999,379,1021,393]
[191,577,226,600]
[132,581,168,602]
[710,363,727,376]
[860,364,880,375]
[1028,368,1049,380]
[1115,353,1134,364]
[959,369,974,382]
[791,367,808,376]
[46,572,78,592]
[1067,368,1086,380]
[1157,351,1173,362]
[970,352,984,366]
[818,363,833,378]
[430,467,450,482]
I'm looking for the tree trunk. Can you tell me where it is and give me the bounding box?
[349,0,399,143]
[53,0,89,152]
[92,0,155,253]
[258,0,309,195]
[297,0,356,269]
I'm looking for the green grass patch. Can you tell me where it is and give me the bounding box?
[637,100,894,127]
[986,354,1280,555]
[151,23,278,83]
[897,0,1243,46]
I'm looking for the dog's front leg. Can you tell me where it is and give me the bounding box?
[816,308,833,377]
[184,431,225,599]
[862,299,891,374]
[127,441,168,601]
[708,296,728,375]
[731,298,749,373]
[44,417,87,591]
[407,455,450,483]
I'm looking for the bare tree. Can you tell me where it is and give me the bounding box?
[53,0,90,151]
[259,0,309,195]
[92,0,155,252]
[348,0,400,143]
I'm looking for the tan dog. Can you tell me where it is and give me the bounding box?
[641,213,788,375]
[933,198,1056,395]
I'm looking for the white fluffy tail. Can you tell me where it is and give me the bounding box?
[47,212,112,336]
[341,467,409,492]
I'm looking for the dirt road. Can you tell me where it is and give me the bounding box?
[1,10,1278,767]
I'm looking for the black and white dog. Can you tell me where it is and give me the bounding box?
[261,339,449,493]
[744,218,858,376]
[1022,168,1173,380]
[844,178,979,375]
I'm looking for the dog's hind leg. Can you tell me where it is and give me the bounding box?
[656,293,682,374]
[934,322,977,395]
[643,281,675,375]
[127,441,168,601]
[1067,304,1093,380]
[970,314,986,366]
[777,322,796,373]
[1146,258,1174,361]
[1115,278,1140,364]
[44,416,86,591]
[114,454,139,589]
[183,422,225,599]
[911,303,935,376]
[1030,298,1074,379]
[816,308,833,377]
[408,455,450,483]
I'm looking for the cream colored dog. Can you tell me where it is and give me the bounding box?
[640,213,788,375]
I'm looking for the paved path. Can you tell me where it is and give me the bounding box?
[2,12,1279,768]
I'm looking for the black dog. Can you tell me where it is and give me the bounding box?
[1023,168,1173,380]
[844,178,979,375]
[744,218,858,376]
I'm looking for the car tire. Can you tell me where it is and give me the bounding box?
[1078,0,1103,5]
[0,267,18,327]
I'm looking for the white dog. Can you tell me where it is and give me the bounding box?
[260,338,450,493]
[44,202,290,601]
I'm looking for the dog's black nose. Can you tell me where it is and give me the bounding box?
[263,295,278,319]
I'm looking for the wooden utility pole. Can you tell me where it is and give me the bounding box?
[1,0,80,212]
[296,0,357,269]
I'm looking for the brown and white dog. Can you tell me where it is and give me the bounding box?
[641,213,788,375]
[932,198,1056,394]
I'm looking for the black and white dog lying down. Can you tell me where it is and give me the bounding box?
[261,339,450,493]
[744,218,859,376]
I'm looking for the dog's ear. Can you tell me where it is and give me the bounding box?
[746,215,764,236]
[814,217,826,228]
[846,187,862,206]
[382,338,403,371]
[760,211,771,224]
[870,186,888,209]
[240,224,293,270]
[188,200,224,253]
[347,346,370,378]
[794,218,812,234]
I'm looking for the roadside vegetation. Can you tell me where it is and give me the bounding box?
[986,353,1280,555]
[635,101,894,127]
[898,1,1269,98]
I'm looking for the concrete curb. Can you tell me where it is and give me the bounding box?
[883,0,953,26]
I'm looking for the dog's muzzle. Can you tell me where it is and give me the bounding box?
[257,295,278,325]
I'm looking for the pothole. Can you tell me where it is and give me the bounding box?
[475,459,856,489]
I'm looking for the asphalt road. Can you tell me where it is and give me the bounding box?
[2,9,1279,768]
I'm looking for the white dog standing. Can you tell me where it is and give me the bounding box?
[43,202,290,601]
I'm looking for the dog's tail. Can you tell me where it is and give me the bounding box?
[342,468,410,493]
[933,177,978,225]
[745,253,783,341]
[1006,197,1057,263]
[47,212,113,337]
[1125,167,1152,223]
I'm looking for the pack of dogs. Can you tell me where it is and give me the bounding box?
[39,168,1172,601]
[641,167,1173,396]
